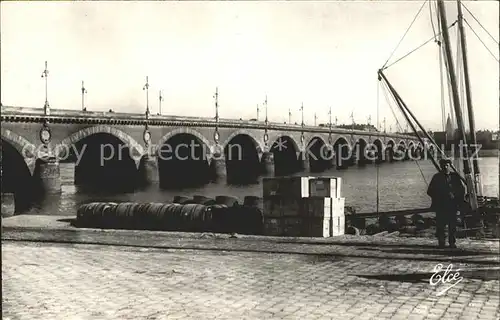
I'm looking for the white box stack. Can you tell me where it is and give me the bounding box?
[261,176,345,238]
[331,197,346,236]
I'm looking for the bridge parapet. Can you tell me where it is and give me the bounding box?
[1,106,414,140]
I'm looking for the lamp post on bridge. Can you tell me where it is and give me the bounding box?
[81,81,87,111]
[300,102,304,127]
[328,107,332,137]
[143,76,150,119]
[213,87,220,145]
[314,112,317,126]
[256,103,259,121]
[288,108,292,124]
[263,94,269,150]
[41,61,50,116]
[159,90,163,115]
[264,94,268,126]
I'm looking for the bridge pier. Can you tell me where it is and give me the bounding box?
[300,152,310,173]
[139,155,159,186]
[211,154,227,183]
[260,152,275,176]
[386,148,394,162]
[34,158,61,194]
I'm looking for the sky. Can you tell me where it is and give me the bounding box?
[1,0,498,132]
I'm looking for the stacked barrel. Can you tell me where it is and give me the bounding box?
[76,194,264,235]
[262,176,345,237]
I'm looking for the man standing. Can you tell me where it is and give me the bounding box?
[427,159,466,248]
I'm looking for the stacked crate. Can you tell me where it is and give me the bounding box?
[262,176,345,237]
[262,176,310,236]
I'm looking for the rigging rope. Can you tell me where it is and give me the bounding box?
[379,79,428,186]
[382,22,458,71]
[376,78,380,213]
[429,0,438,39]
[382,0,429,69]
[461,2,499,46]
[433,0,447,135]
[464,18,500,63]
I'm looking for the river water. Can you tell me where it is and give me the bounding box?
[22,157,499,216]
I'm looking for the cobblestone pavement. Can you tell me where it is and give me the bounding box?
[2,237,500,320]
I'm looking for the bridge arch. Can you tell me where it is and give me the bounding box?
[221,129,263,157]
[371,138,384,163]
[305,135,329,150]
[60,125,144,162]
[1,129,39,213]
[332,136,351,169]
[222,130,263,184]
[156,128,212,157]
[270,134,301,176]
[1,127,37,161]
[305,135,331,172]
[156,127,213,188]
[354,137,369,165]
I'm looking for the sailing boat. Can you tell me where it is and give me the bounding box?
[377,0,499,237]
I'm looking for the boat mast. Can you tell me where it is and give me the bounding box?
[436,0,478,210]
[456,0,482,196]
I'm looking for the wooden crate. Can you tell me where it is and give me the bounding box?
[332,197,345,217]
[262,177,311,198]
[331,215,346,236]
[281,217,304,237]
[308,177,342,198]
[263,197,282,218]
[305,217,331,237]
[303,197,332,218]
[263,196,308,218]
[263,217,282,236]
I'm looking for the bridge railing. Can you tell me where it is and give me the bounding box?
[1,105,414,139]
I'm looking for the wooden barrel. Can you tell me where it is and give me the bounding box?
[77,203,97,226]
[171,204,186,230]
[234,206,264,235]
[243,196,263,210]
[114,202,132,228]
[135,203,151,228]
[1,193,15,218]
[215,196,239,207]
[395,215,412,227]
[207,204,229,233]
[192,195,212,204]
[173,196,190,204]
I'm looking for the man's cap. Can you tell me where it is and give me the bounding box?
[439,158,452,167]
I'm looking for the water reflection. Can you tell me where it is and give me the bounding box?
[22,157,499,216]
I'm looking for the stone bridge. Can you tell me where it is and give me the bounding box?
[1,106,428,206]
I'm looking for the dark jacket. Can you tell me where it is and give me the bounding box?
[427,171,466,212]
